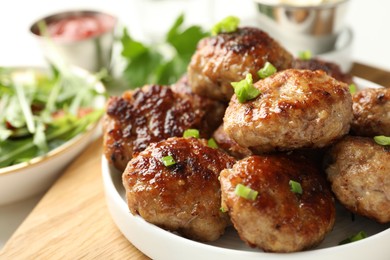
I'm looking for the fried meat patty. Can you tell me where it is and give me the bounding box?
[220,154,335,252]
[122,137,236,241]
[103,84,225,171]
[224,69,353,153]
[325,136,390,223]
[292,58,353,84]
[212,123,253,159]
[187,27,293,102]
[351,87,390,136]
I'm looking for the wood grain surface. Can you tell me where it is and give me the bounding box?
[0,63,388,260]
[0,138,149,260]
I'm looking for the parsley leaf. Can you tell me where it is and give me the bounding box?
[120,14,208,89]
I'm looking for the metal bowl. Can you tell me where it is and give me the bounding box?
[253,0,350,54]
[30,10,117,73]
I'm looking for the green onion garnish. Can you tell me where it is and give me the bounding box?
[207,138,218,149]
[231,74,261,103]
[289,180,303,194]
[161,155,176,167]
[235,183,258,200]
[211,16,240,36]
[298,50,312,60]
[220,206,227,213]
[183,129,199,138]
[339,231,367,245]
[257,62,277,79]
[349,83,357,94]
[374,135,390,146]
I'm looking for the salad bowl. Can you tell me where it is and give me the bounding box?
[0,66,106,206]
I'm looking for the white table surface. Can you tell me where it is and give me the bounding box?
[0,0,389,251]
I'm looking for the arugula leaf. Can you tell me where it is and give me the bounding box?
[120,14,207,88]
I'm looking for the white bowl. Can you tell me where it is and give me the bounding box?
[0,66,106,206]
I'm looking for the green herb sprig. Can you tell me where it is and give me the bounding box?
[120,14,208,88]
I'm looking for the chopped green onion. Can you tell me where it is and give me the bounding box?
[161,155,176,167]
[220,206,228,213]
[231,74,261,103]
[207,138,218,149]
[298,50,312,60]
[257,62,277,79]
[349,83,357,94]
[235,183,258,200]
[374,135,390,146]
[183,129,199,138]
[339,231,367,245]
[211,16,240,36]
[289,180,303,194]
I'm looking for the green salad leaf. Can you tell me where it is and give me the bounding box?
[0,67,106,168]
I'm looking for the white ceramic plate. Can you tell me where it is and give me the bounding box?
[102,77,390,260]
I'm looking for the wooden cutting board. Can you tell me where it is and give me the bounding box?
[0,62,389,259]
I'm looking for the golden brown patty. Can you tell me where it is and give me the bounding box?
[122,137,236,242]
[292,58,353,84]
[223,69,353,153]
[103,84,225,171]
[212,123,253,159]
[187,27,293,102]
[220,154,335,252]
[351,87,390,136]
[325,136,390,223]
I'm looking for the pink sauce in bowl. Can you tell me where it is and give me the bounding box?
[31,11,117,42]
[30,11,117,72]
[45,13,116,41]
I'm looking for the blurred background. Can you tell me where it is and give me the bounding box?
[0,0,389,71]
[0,0,389,250]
